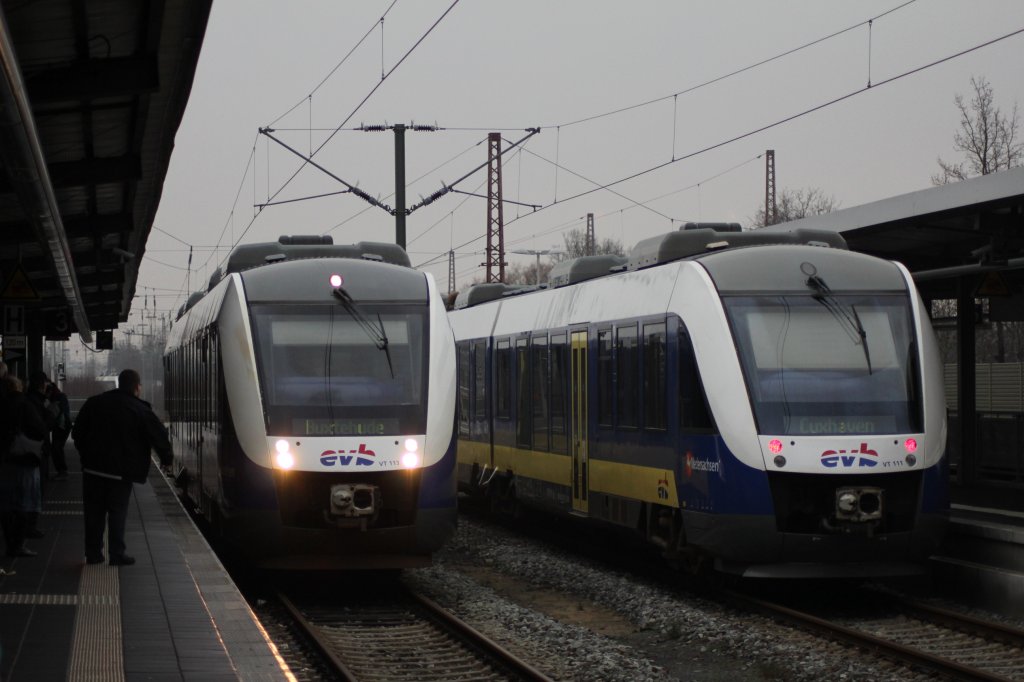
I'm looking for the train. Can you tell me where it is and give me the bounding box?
[163,235,457,569]
[449,224,948,578]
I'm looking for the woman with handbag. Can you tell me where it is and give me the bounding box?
[0,374,48,558]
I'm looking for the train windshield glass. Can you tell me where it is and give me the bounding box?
[249,304,428,436]
[723,294,920,435]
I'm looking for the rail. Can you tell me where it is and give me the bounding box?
[277,589,552,682]
[727,589,1024,682]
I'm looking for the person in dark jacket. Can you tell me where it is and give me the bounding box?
[72,369,172,566]
[45,381,72,480]
[0,374,49,558]
[24,371,54,535]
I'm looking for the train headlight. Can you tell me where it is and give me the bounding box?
[274,440,295,469]
[401,438,421,468]
[330,274,343,288]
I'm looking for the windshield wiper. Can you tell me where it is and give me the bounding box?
[849,304,872,374]
[806,274,872,374]
[332,287,394,378]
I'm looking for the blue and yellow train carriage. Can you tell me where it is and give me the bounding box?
[449,225,948,578]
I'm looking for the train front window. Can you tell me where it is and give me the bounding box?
[250,304,428,436]
[723,294,920,435]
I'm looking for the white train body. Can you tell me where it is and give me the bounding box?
[165,238,457,569]
[450,227,947,578]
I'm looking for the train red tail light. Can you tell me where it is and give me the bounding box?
[904,438,918,454]
[768,439,783,454]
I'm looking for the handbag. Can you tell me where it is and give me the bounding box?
[9,430,43,466]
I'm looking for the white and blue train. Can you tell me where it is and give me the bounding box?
[164,236,457,569]
[450,225,948,578]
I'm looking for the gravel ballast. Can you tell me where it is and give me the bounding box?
[405,515,928,682]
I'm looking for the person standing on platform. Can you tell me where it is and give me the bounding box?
[45,381,72,480]
[25,372,54,533]
[0,374,48,558]
[72,369,173,566]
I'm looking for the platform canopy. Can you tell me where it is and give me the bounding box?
[0,0,211,340]
[762,166,1024,298]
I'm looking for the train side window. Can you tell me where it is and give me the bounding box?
[617,324,639,429]
[644,322,667,431]
[495,339,512,420]
[550,333,568,453]
[458,343,470,435]
[597,329,614,427]
[473,341,487,421]
[516,338,531,448]
[679,329,714,431]
[532,335,549,451]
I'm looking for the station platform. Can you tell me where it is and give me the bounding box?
[929,504,1024,617]
[0,463,291,681]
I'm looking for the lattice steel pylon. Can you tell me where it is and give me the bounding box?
[765,149,777,226]
[447,249,455,295]
[586,213,595,256]
[483,132,507,282]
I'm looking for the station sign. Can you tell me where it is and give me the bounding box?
[3,305,25,335]
[44,308,73,340]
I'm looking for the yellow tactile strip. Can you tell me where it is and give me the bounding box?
[68,564,124,682]
[0,593,116,606]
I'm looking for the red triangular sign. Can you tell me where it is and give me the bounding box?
[0,264,40,300]
[976,271,1011,297]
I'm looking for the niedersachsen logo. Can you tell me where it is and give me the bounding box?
[685,451,721,476]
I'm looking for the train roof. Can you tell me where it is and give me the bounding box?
[175,236,416,319]
[626,227,846,271]
[206,235,411,291]
[547,255,628,288]
[454,225,849,308]
[453,282,537,309]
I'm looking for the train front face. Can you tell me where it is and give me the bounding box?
[227,259,456,569]
[687,245,948,578]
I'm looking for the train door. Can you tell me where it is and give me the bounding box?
[571,330,589,514]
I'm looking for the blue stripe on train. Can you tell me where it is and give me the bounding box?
[676,435,774,516]
[677,435,947,517]
[417,428,458,509]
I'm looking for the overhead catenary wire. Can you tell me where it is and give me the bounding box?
[406,136,527,247]
[415,24,1024,271]
[510,142,686,223]
[416,153,762,272]
[155,3,1010,309]
[265,0,400,128]
[324,137,484,236]
[162,0,910,294]
[160,3,462,315]
[222,1,461,271]
[503,153,763,249]
[260,0,462,212]
[540,0,918,130]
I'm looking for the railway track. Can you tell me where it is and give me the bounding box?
[278,589,551,682]
[730,589,1024,681]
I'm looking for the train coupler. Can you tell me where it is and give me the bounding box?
[325,483,380,528]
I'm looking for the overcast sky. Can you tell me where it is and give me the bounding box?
[134,0,1024,323]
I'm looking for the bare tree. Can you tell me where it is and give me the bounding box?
[933,76,1022,185]
[750,187,840,227]
[502,261,556,286]
[553,227,626,262]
